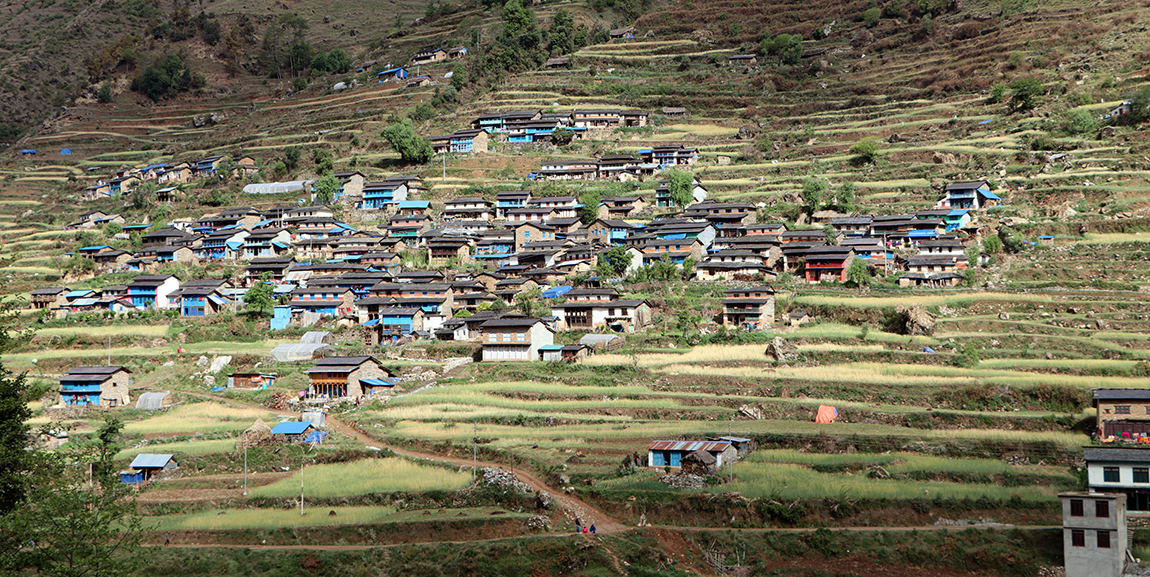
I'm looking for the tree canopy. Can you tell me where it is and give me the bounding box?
[664,169,694,207]
[244,272,275,315]
[381,119,433,164]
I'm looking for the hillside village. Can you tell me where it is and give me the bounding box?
[5,0,1150,574]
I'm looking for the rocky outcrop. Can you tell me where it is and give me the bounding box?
[896,305,935,336]
[765,337,800,362]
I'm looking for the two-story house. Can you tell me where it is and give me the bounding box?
[720,286,776,330]
[479,318,555,361]
[59,365,132,407]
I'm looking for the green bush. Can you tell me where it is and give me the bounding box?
[863,7,881,27]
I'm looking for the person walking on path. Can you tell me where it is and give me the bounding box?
[590,524,596,535]
[164,532,170,546]
[575,518,581,533]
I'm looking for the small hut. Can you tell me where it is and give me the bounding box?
[238,418,274,449]
[680,449,717,476]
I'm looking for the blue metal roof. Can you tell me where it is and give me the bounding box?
[65,290,93,298]
[361,319,380,326]
[398,200,430,209]
[361,378,398,387]
[906,230,938,238]
[271,422,313,435]
[225,241,244,250]
[378,67,406,75]
[130,454,174,469]
[122,224,150,230]
[254,219,275,227]
[79,245,109,251]
[979,190,1001,200]
[207,294,229,306]
[538,344,564,351]
[946,210,969,217]
[272,241,290,249]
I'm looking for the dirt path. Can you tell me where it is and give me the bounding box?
[183,391,626,533]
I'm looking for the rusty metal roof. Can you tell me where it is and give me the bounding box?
[645,440,731,453]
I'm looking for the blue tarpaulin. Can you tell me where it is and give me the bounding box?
[60,148,72,155]
[541,285,572,298]
[921,347,936,354]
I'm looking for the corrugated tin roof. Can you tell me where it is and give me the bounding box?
[645,440,731,453]
[130,453,175,468]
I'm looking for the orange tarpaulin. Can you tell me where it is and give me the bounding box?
[814,405,838,424]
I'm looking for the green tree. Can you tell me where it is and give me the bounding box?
[987,82,1007,104]
[515,287,547,317]
[548,8,576,54]
[0,420,144,577]
[1007,77,1044,113]
[381,119,433,164]
[664,168,694,207]
[283,147,301,170]
[845,257,869,288]
[97,81,113,103]
[823,225,838,246]
[848,139,879,165]
[450,63,468,91]
[1125,86,1150,125]
[800,178,827,212]
[982,234,1003,254]
[681,256,696,280]
[312,148,334,174]
[244,272,275,316]
[965,243,980,267]
[595,245,631,278]
[863,7,881,27]
[313,173,340,205]
[550,127,574,146]
[578,191,600,225]
[102,222,123,237]
[835,182,857,211]
[0,366,31,514]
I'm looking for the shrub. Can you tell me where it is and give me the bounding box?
[1007,77,1044,113]
[863,7,881,27]
[987,82,1006,104]
[1059,108,1097,136]
[954,344,980,368]
[849,138,879,165]
[97,81,113,103]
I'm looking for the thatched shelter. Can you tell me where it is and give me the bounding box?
[237,418,274,449]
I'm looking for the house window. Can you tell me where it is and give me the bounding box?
[1096,500,1110,518]
[1116,405,1132,415]
[1098,530,1111,549]
[516,331,525,343]
[1104,467,1120,483]
[1136,468,1150,483]
[488,333,496,343]
[502,332,511,343]
[1071,530,1085,547]
[1070,500,1083,516]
